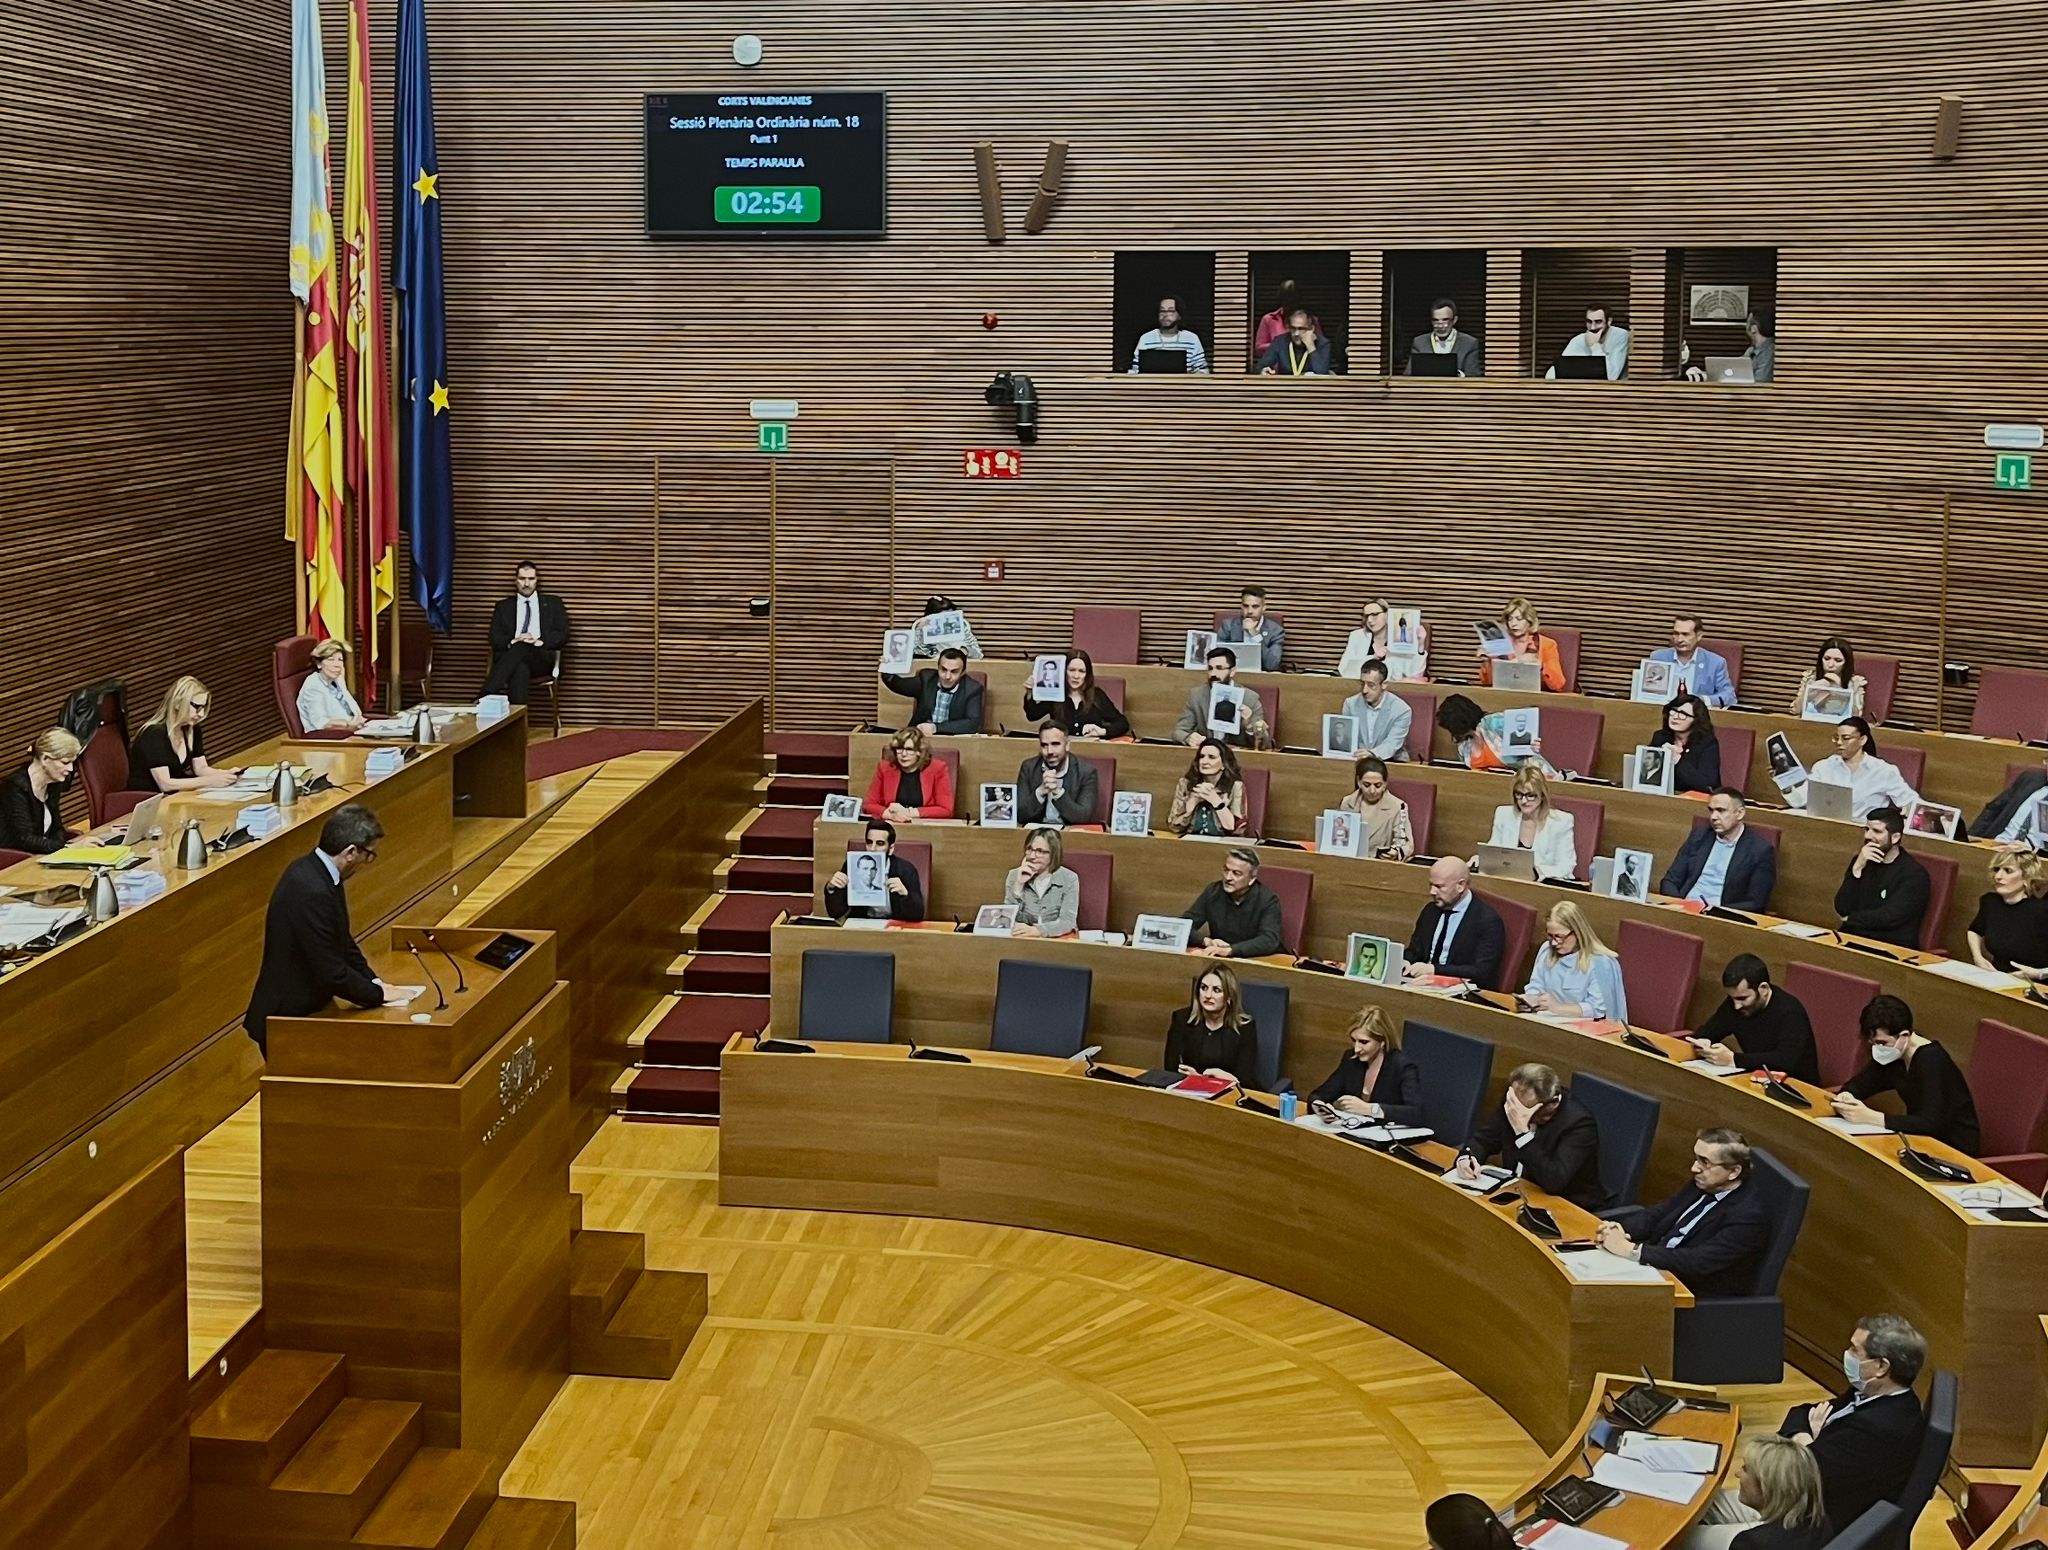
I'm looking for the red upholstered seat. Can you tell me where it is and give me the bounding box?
[1097,676,1126,712]
[1072,607,1142,665]
[892,841,932,906]
[1616,918,1705,1033]
[1482,891,1539,994]
[932,748,961,816]
[0,848,32,871]
[1859,654,1899,724]
[1888,744,1927,795]
[1782,962,1881,1087]
[1400,689,1437,762]
[79,724,146,825]
[1259,864,1312,956]
[1546,627,1583,693]
[1240,766,1270,838]
[966,671,992,731]
[1078,754,1115,825]
[1551,795,1604,881]
[1064,848,1113,933]
[1915,850,1956,954]
[1389,778,1435,854]
[1701,636,1745,697]
[1715,727,1755,798]
[1971,667,2048,742]
[1259,686,1281,747]
[1540,708,1604,781]
[1971,1018,2048,1193]
[272,634,319,738]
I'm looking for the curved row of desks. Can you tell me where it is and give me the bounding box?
[847,731,2035,981]
[761,922,2048,1466]
[879,658,2042,818]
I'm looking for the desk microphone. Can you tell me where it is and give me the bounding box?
[422,930,467,993]
[907,1040,970,1063]
[407,941,449,1010]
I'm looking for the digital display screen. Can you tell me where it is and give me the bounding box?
[644,91,887,238]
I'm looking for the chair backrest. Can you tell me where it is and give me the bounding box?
[1260,686,1281,746]
[1400,689,1437,762]
[1715,727,1755,799]
[1239,766,1270,837]
[1915,850,1956,953]
[966,671,991,730]
[1887,744,1927,795]
[1259,865,1311,956]
[1860,654,1900,724]
[1971,666,2048,742]
[1097,676,1126,713]
[1745,1147,1810,1298]
[1889,1372,1958,1542]
[1064,848,1113,933]
[797,950,894,1042]
[1541,708,1605,780]
[1615,918,1704,1034]
[79,724,134,823]
[892,841,932,908]
[1241,979,1289,1092]
[1827,1503,1904,1550]
[1571,1071,1661,1207]
[990,959,1093,1057]
[1551,794,1604,881]
[1701,636,1745,695]
[1389,778,1435,854]
[1782,962,1881,1087]
[1970,1018,2048,1156]
[272,634,319,738]
[0,848,32,871]
[1078,755,1115,825]
[1482,891,1538,993]
[1072,607,1142,665]
[1403,1021,1494,1148]
[931,748,961,815]
[1547,627,1583,693]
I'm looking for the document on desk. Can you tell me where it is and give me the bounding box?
[0,904,85,949]
[1295,1116,1433,1142]
[1441,1165,1515,1192]
[1678,1058,1748,1076]
[1589,1452,1708,1504]
[1617,1433,1720,1473]
[1769,921,1832,940]
[1817,1116,1890,1136]
[1936,1182,2043,1210]
[1554,1250,1669,1286]
[382,984,430,1007]
[1917,958,2027,993]
[1517,1522,1629,1550]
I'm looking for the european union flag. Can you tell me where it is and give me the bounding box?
[395,0,454,634]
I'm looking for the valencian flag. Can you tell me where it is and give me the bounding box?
[342,0,397,700]
[396,0,454,634]
[287,0,347,641]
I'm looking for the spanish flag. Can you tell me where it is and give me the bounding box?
[288,0,347,643]
[341,0,396,699]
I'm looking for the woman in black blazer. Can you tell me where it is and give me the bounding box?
[1310,1005,1424,1124]
[1648,692,1722,794]
[1161,963,1261,1087]
[1021,650,1131,740]
[0,728,81,855]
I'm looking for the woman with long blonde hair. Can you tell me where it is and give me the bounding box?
[128,675,237,792]
[1161,962,1261,1088]
[1480,764,1579,881]
[1524,901,1629,1023]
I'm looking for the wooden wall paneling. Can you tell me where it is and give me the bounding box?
[1628,248,1668,375]
[1485,249,1526,377]
[0,1154,189,1550]
[768,459,894,731]
[1938,491,2037,733]
[656,455,773,723]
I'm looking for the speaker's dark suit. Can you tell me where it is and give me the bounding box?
[243,852,383,1054]
[484,593,570,704]
[1778,1388,1923,1536]
[1406,893,1506,987]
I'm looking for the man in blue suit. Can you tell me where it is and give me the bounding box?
[1659,789,1777,912]
[1649,614,1738,708]
[1595,1127,1773,1297]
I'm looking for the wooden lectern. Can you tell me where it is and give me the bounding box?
[261,927,571,1465]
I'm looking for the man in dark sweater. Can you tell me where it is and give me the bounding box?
[824,818,926,923]
[1688,954,1822,1085]
[1832,994,1982,1154]
[1833,807,1929,950]
[1182,847,1285,958]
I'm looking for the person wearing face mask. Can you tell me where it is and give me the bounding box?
[1310,1005,1424,1123]
[824,819,924,923]
[1546,301,1631,379]
[1456,1063,1608,1210]
[1832,807,1930,950]
[1255,308,1333,376]
[1594,1128,1772,1297]
[1682,1434,1830,1550]
[1831,995,1981,1154]
[1757,1315,1923,1539]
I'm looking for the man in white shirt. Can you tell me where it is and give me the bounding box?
[1129,296,1208,374]
[1547,303,1631,380]
[1339,658,1415,762]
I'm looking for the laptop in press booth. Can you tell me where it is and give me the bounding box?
[1408,350,1459,378]
[1137,348,1190,374]
[1553,355,1610,381]
[1806,778,1856,821]
[1475,843,1539,882]
[1700,355,1756,383]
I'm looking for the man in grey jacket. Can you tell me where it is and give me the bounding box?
[1015,726,1099,827]
[1409,298,1483,377]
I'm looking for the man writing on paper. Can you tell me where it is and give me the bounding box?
[1182,848,1285,959]
[1174,647,1269,749]
[1456,1062,1610,1211]
[1659,789,1778,912]
[482,561,570,706]
[1595,1128,1772,1296]
[1015,725,1097,828]
[243,805,412,1056]
[1403,858,1505,987]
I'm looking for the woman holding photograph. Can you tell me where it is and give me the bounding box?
[1481,765,1579,880]
[1338,597,1429,680]
[1523,901,1629,1023]
[1338,754,1415,858]
[1002,827,1082,939]
[1309,1005,1424,1123]
[1024,650,1131,740]
[861,727,956,822]
[1162,962,1262,1087]
[1475,596,1566,692]
[1787,635,1867,718]
[1436,695,1557,776]
[1966,847,2048,979]
[1168,739,1247,837]
[1648,692,1722,794]
[1797,716,1920,817]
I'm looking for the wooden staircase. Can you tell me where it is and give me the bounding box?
[568,1220,706,1380]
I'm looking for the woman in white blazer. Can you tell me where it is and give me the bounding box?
[1481,764,1578,880]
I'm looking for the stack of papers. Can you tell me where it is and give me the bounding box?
[0,903,85,949]
[1679,1057,1747,1076]
[1936,1181,2045,1220]
[1818,1115,1890,1137]
[43,844,135,868]
[112,869,169,908]
[1589,1451,1708,1503]
[1518,1524,1629,1550]
[1294,1115,1433,1142]
[1554,1250,1669,1286]
[1770,921,1831,939]
[1617,1433,1720,1473]
[1918,959,2026,992]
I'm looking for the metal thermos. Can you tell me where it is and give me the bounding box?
[412,705,437,743]
[84,867,120,922]
[270,763,300,806]
[175,819,210,871]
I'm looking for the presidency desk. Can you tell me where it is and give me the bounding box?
[848,731,2014,967]
[765,924,2048,1466]
[811,817,2048,1070]
[721,1033,1686,1453]
[885,658,2037,815]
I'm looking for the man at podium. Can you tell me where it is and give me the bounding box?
[243,804,400,1055]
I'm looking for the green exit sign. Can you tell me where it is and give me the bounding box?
[1995,452,2032,490]
[714,185,823,224]
[758,421,788,453]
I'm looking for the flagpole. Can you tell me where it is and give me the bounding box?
[289,303,309,636]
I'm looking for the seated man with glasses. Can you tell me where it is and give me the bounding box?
[243,803,408,1057]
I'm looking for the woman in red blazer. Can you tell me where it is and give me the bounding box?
[862,728,955,821]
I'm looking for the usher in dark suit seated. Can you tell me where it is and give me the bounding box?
[482,562,570,705]
[1458,1062,1610,1211]
[1601,1128,1772,1298]
[242,805,389,1056]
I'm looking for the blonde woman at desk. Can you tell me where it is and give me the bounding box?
[127,675,237,792]
[1480,765,1578,881]
[1523,901,1628,1022]
[1,728,80,855]
[1337,597,1429,681]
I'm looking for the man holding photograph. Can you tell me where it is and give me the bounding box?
[881,647,985,736]
[1647,615,1736,708]
[824,819,925,923]
[1015,726,1098,828]
[1339,658,1414,762]
[1174,647,1269,748]
[1658,788,1778,912]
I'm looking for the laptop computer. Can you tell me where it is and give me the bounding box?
[1492,659,1542,693]
[1700,355,1755,383]
[1213,639,1263,671]
[119,793,167,850]
[1136,348,1190,374]
[1806,777,1857,820]
[1408,350,1459,378]
[1475,843,1539,882]
[1553,355,1610,380]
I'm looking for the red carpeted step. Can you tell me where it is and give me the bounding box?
[624,1067,721,1117]
[682,953,770,995]
[766,732,850,777]
[766,774,849,804]
[697,894,790,953]
[643,995,769,1066]
[739,807,818,858]
[726,856,814,895]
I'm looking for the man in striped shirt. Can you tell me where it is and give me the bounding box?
[1129,296,1208,373]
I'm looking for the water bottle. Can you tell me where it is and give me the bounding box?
[1279,1090,1298,1123]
